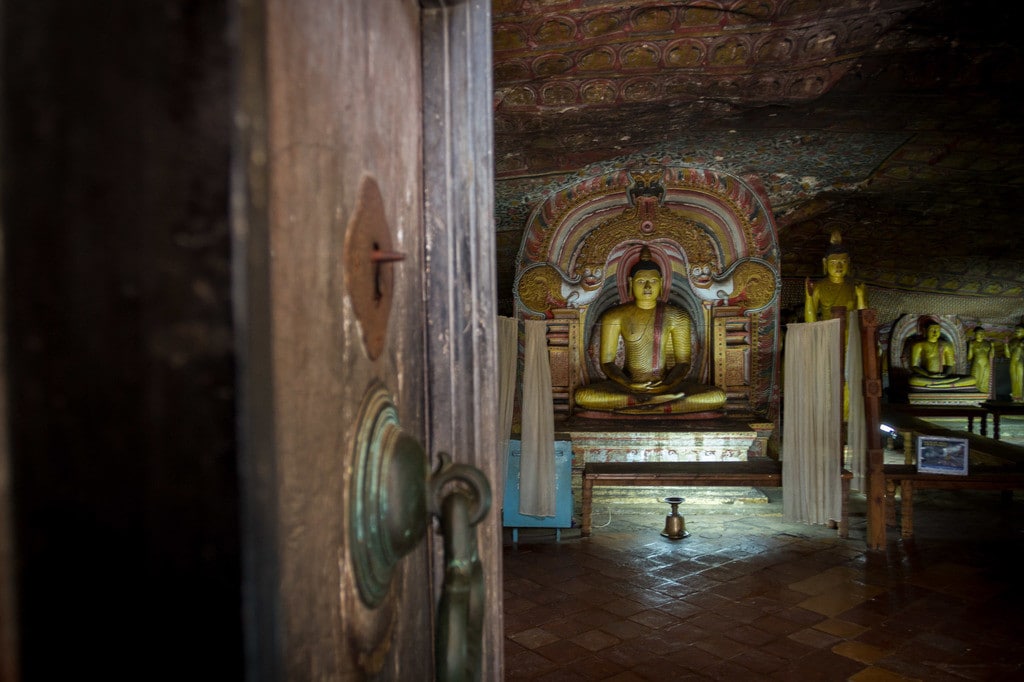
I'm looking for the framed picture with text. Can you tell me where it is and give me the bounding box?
[916,435,969,475]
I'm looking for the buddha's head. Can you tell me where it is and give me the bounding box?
[824,253,850,282]
[973,327,986,341]
[822,230,851,282]
[926,324,942,342]
[628,247,663,309]
[1015,324,1024,339]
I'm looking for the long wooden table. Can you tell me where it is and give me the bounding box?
[981,400,1024,441]
[880,404,1024,537]
[580,460,852,538]
[883,464,1024,537]
[885,403,988,436]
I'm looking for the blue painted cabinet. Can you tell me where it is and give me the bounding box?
[503,439,573,540]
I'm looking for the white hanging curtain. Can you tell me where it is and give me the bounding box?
[846,311,867,492]
[519,318,556,517]
[783,318,843,525]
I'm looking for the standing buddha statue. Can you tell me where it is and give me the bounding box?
[804,230,867,322]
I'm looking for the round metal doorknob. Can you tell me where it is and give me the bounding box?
[350,382,429,608]
[380,428,430,560]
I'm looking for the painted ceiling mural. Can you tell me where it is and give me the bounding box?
[491,0,1024,318]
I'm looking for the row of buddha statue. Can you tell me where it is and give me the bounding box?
[802,230,1024,401]
[908,322,1024,400]
[570,233,1024,417]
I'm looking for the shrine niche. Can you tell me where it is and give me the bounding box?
[513,167,781,422]
[888,314,990,406]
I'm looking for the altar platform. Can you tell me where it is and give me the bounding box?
[555,413,772,465]
[553,413,776,519]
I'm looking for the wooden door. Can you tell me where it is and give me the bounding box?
[236,0,501,679]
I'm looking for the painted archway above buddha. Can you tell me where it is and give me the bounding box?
[513,166,782,419]
[514,167,779,315]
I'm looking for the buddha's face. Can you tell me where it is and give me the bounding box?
[926,324,942,342]
[975,330,986,341]
[630,268,662,308]
[1016,327,1024,339]
[824,253,850,280]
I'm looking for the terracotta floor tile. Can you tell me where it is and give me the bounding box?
[656,598,702,620]
[533,639,593,664]
[729,647,789,675]
[569,607,622,629]
[798,583,885,617]
[665,643,726,671]
[771,648,867,681]
[722,623,777,647]
[701,657,774,681]
[600,618,652,641]
[627,608,681,629]
[570,655,628,681]
[789,566,866,595]
[509,626,562,650]
[683,610,737,633]
[600,597,647,617]
[787,626,842,650]
[846,665,922,681]
[832,640,891,664]
[813,617,869,638]
[693,633,748,660]
[571,628,622,652]
[600,672,648,682]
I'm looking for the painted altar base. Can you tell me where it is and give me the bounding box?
[565,424,759,465]
[908,390,989,407]
[558,415,774,517]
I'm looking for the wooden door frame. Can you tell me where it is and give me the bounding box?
[421,2,503,679]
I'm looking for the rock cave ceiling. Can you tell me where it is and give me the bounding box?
[491,0,1024,315]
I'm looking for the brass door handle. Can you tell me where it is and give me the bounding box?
[431,453,490,682]
[350,382,491,681]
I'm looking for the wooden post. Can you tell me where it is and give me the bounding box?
[859,309,886,550]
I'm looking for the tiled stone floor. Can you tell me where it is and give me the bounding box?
[503,486,1024,681]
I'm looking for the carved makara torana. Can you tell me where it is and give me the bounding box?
[514,167,781,420]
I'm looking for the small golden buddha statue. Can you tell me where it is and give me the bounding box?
[573,248,727,415]
[1006,324,1024,402]
[908,322,977,390]
[804,230,867,322]
[967,326,995,394]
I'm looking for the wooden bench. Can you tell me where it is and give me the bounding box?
[880,405,1024,537]
[580,460,851,538]
[883,464,1024,537]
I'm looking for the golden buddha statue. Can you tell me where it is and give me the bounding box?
[908,322,977,390]
[1006,324,1024,402]
[573,248,727,415]
[804,231,867,322]
[967,326,995,394]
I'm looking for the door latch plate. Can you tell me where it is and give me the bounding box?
[344,175,403,360]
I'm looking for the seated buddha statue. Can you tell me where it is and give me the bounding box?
[908,322,977,390]
[804,230,867,322]
[573,248,727,415]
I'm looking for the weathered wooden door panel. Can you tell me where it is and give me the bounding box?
[247,0,501,678]
[264,1,429,678]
